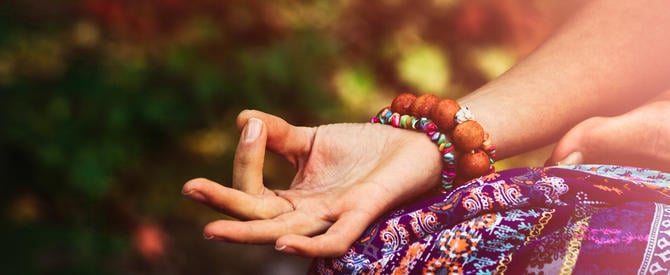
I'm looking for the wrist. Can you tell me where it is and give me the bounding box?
[371,93,497,191]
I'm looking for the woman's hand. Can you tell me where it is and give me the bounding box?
[547,93,670,172]
[182,110,441,257]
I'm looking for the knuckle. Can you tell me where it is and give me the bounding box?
[236,109,254,129]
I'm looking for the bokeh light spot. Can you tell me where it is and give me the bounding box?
[397,44,450,94]
[334,65,381,114]
[185,129,233,158]
[472,47,517,80]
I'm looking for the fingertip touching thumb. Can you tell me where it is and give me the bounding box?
[545,120,590,166]
[236,109,315,159]
[547,151,583,166]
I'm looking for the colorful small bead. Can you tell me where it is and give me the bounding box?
[443,152,455,162]
[400,115,411,128]
[424,121,438,133]
[434,132,442,144]
[418,118,430,130]
[410,117,419,130]
[439,142,453,152]
[378,108,392,124]
[437,133,447,145]
[390,113,401,127]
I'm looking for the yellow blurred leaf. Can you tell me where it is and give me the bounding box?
[397,44,450,94]
[334,66,380,113]
[7,194,40,224]
[472,47,517,80]
[72,20,100,48]
[184,129,233,158]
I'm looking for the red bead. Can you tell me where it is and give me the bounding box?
[425,121,438,132]
[391,93,417,114]
[410,94,440,118]
[390,113,401,127]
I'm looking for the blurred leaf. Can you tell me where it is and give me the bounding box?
[334,65,377,111]
[71,148,110,198]
[397,44,450,93]
[472,46,517,80]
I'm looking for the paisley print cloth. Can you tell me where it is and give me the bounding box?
[310,165,670,274]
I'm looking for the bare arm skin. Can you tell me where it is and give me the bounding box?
[460,0,670,159]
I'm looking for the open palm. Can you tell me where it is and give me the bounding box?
[182,110,441,257]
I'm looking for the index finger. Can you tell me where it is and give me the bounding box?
[182,178,293,220]
[236,110,316,167]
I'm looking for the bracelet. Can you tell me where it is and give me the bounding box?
[370,93,496,191]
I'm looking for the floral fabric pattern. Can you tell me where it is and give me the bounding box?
[310,165,670,274]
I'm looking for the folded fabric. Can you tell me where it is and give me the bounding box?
[311,165,670,274]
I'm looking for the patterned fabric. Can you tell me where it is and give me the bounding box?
[310,165,670,274]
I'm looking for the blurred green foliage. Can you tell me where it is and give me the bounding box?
[0,0,574,273]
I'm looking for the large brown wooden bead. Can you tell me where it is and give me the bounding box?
[430,99,460,131]
[390,93,417,114]
[458,149,491,179]
[409,94,440,118]
[452,120,485,151]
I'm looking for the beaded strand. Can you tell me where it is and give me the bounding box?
[371,93,497,191]
[371,108,458,190]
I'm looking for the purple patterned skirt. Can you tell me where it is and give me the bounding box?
[310,165,670,274]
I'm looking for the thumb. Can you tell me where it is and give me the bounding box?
[545,117,605,166]
[548,101,670,170]
[236,110,316,167]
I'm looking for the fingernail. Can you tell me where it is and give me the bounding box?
[204,234,229,241]
[275,244,297,253]
[557,152,583,166]
[544,157,557,167]
[183,190,206,202]
[244,118,262,143]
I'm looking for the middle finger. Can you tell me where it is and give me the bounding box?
[203,210,332,244]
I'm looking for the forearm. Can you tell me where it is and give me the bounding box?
[460,0,670,158]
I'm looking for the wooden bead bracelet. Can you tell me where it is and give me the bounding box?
[370,93,496,191]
